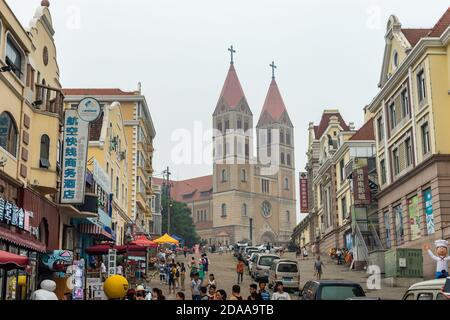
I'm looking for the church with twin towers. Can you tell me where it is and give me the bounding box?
[158,47,296,246]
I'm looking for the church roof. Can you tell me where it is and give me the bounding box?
[217,63,246,108]
[152,175,213,203]
[257,78,291,126]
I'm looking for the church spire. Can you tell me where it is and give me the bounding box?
[257,64,291,127]
[215,46,247,110]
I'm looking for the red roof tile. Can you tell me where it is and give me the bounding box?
[63,88,137,96]
[314,111,349,139]
[153,175,213,203]
[258,78,288,122]
[401,7,450,47]
[428,7,450,37]
[349,118,374,141]
[401,28,432,47]
[218,64,246,108]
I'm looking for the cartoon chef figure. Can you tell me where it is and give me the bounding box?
[424,240,450,279]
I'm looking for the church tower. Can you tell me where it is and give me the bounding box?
[212,46,255,245]
[255,62,296,244]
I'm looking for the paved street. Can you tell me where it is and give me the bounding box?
[146,251,408,300]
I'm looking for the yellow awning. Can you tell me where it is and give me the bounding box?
[153,233,179,245]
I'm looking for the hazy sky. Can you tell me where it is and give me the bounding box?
[6,0,448,222]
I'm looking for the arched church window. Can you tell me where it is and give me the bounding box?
[0,112,18,156]
[221,204,227,217]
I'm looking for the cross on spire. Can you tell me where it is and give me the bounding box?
[228,45,236,64]
[270,61,277,79]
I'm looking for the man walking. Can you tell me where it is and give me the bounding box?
[314,256,325,280]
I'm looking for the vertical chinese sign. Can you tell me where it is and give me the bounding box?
[352,166,371,206]
[423,188,435,235]
[60,110,89,204]
[299,172,309,213]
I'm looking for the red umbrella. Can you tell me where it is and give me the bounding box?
[85,244,128,255]
[130,235,158,248]
[0,250,29,270]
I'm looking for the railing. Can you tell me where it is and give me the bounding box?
[34,83,64,119]
[354,223,370,262]
[369,223,384,250]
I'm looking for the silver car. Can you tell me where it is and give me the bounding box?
[251,254,279,281]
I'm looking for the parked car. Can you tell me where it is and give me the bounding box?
[251,254,280,281]
[402,278,449,300]
[268,259,300,292]
[248,252,259,275]
[300,280,366,300]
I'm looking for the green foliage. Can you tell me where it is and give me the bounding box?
[161,195,200,247]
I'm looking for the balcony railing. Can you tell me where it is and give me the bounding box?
[34,83,64,119]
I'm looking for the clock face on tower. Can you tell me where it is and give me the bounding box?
[261,201,272,218]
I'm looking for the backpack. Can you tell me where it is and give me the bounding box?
[175,268,180,278]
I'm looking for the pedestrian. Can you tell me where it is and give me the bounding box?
[303,247,308,260]
[258,281,271,301]
[183,246,188,258]
[116,263,123,276]
[236,258,245,284]
[200,286,209,300]
[165,263,171,285]
[229,284,243,300]
[176,292,185,300]
[31,280,58,300]
[202,253,209,275]
[151,288,159,300]
[136,285,146,300]
[168,264,176,294]
[125,289,136,300]
[208,284,217,299]
[336,248,343,265]
[247,283,260,300]
[180,262,186,291]
[271,282,290,300]
[198,258,205,280]
[314,256,325,280]
[191,273,202,300]
[214,289,227,300]
[189,257,198,280]
[207,273,216,289]
[158,261,166,284]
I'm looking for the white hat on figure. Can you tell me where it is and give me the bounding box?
[435,239,449,248]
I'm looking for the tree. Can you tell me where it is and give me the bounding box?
[161,195,200,247]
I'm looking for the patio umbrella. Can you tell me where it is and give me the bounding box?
[130,235,158,248]
[153,233,179,245]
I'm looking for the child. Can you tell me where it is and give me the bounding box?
[207,273,216,289]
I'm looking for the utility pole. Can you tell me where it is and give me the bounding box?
[164,166,172,234]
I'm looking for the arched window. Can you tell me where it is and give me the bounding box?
[0,112,18,157]
[284,177,289,190]
[242,203,247,217]
[221,204,227,217]
[287,154,291,166]
[40,134,50,168]
[281,152,285,164]
[221,169,227,182]
[241,169,246,182]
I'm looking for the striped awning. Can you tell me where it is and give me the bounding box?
[78,224,114,240]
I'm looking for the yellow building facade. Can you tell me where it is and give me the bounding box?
[63,88,156,236]
[367,10,450,278]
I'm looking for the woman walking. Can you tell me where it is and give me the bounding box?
[180,262,186,291]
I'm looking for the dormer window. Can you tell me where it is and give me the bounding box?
[392,50,399,69]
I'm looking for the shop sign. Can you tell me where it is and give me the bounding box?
[0,196,25,229]
[60,109,89,204]
[87,278,106,300]
[40,250,73,272]
[71,259,85,300]
[93,159,111,195]
[77,97,101,123]
[352,166,371,206]
[299,172,309,213]
[423,189,435,235]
